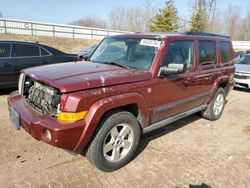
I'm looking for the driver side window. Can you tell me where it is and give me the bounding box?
[163,41,194,69]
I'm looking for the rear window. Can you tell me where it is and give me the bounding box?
[11,44,40,57]
[198,41,216,66]
[220,41,231,63]
[0,43,11,58]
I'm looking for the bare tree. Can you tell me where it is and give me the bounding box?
[126,7,148,32]
[222,6,241,39]
[70,16,108,29]
[109,6,127,30]
[109,2,156,32]
[238,9,250,40]
[206,0,217,32]
[0,12,3,18]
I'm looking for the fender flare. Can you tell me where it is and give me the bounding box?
[73,92,149,152]
[205,75,229,104]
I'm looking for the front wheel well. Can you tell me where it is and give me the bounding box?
[82,104,142,156]
[103,104,142,126]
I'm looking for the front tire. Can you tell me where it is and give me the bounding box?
[86,110,141,172]
[202,88,226,120]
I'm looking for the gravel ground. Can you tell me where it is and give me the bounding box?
[0,89,249,188]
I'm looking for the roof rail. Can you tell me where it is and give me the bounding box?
[185,32,230,39]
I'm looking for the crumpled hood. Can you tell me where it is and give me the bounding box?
[235,64,250,74]
[23,61,152,93]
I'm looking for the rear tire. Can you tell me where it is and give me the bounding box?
[201,88,226,120]
[86,110,141,172]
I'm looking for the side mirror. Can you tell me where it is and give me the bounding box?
[159,63,186,76]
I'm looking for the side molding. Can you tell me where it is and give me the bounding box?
[143,105,207,134]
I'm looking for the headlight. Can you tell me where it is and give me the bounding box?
[18,73,25,95]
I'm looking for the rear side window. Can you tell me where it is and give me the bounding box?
[11,44,40,57]
[40,48,50,56]
[220,41,231,63]
[164,41,194,68]
[198,41,216,66]
[0,43,11,58]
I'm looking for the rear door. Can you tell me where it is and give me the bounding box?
[0,42,16,88]
[196,39,218,95]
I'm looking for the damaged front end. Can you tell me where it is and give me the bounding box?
[19,73,61,117]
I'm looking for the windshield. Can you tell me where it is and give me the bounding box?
[236,55,250,64]
[90,37,161,71]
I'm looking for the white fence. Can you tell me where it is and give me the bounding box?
[232,41,250,50]
[1,18,250,50]
[0,18,131,40]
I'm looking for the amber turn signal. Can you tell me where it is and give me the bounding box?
[57,111,88,122]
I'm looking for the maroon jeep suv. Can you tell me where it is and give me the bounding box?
[8,32,235,171]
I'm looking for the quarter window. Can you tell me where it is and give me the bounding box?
[164,41,194,68]
[11,44,40,57]
[0,43,11,58]
[41,48,50,56]
[198,41,216,66]
[220,42,231,63]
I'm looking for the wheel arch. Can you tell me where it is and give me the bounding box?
[205,76,229,104]
[74,92,149,153]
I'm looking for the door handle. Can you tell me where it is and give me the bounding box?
[183,77,197,85]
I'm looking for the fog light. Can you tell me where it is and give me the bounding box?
[42,129,52,142]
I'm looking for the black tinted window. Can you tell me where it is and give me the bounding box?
[164,41,194,68]
[0,43,11,58]
[11,44,40,57]
[220,42,231,63]
[41,48,50,56]
[199,41,216,66]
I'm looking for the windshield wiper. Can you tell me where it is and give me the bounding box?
[109,62,129,69]
[99,61,130,69]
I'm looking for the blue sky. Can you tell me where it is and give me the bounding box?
[0,0,249,24]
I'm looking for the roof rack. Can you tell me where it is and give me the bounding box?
[185,32,230,39]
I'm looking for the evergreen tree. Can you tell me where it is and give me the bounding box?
[148,0,179,32]
[190,0,208,32]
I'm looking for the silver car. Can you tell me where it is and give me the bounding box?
[234,54,250,89]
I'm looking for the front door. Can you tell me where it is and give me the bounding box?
[151,39,208,124]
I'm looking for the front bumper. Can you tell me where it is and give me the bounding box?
[234,78,250,88]
[8,91,86,152]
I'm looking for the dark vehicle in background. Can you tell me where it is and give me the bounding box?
[0,41,79,89]
[78,44,97,60]
[234,54,250,89]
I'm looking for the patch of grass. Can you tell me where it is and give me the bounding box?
[0,34,100,53]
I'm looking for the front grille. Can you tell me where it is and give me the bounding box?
[22,76,61,116]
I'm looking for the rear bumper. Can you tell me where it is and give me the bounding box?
[7,91,86,152]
